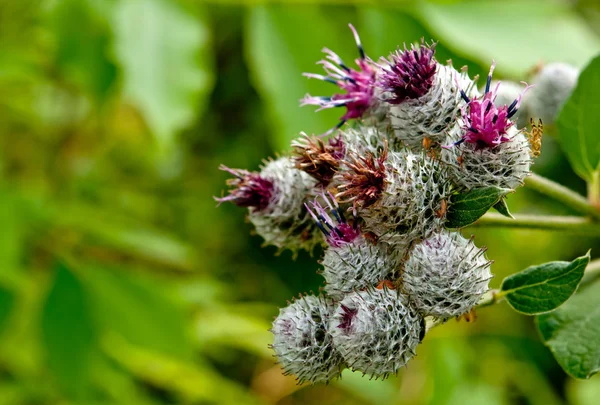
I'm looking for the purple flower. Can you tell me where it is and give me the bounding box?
[378,40,437,104]
[215,165,274,211]
[305,192,360,247]
[301,24,376,133]
[446,61,533,150]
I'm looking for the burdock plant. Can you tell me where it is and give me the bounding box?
[217,25,600,383]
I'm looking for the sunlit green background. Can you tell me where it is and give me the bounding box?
[1,0,600,404]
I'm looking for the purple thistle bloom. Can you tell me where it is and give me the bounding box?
[305,192,360,248]
[215,165,274,211]
[445,61,533,150]
[301,24,377,133]
[378,39,437,104]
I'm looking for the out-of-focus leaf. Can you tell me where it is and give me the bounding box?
[82,264,193,359]
[0,190,25,284]
[195,308,272,358]
[501,252,589,315]
[103,334,267,405]
[358,7,484,78]
[45,0,118,102]
[113,0,214,148]
[446,187,511,228]
[37,200,197,271]
[91,355,163,405]
[413,0,600,78]
[245,5,351,150]
[537,279,600,379]
[0,288,15,336]
[336,369,399,404]
[556,54,600,183]
[41,263,96,400]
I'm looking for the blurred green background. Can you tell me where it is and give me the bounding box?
[1,0,600,404]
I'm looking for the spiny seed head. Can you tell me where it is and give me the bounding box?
[378,39,437,104]
[247,157,322,253]
[359,150,451,248]
[335,145,388,209]
[301,24,378,133]
[388,63,477,147]
[447,62,532,151]
[216,165,274,211]
[292,133,346,185]
[442,125,532,191]
[271,295,346,384]
[321,238,402,300]
[526,62,579,124]
[403,231,492,319]
[329,288,424,379]
[340,125,391,158]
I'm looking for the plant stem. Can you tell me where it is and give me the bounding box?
[471,213,600,236]
[589,171,600,209]
[425,264,600,333]
[477,289,502,307]
[525,173,600,220]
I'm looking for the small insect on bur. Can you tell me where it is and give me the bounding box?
[376,280,395,290]
[526,118,543,158]
[457,308,478,323]
[435,199,448,219]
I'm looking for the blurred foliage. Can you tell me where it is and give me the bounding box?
[0,0,599,404]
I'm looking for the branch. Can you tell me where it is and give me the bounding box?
[470,213,600,236]
[525,173,600,221]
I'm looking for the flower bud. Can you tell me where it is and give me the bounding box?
[525,62,579,124]
[306,192,400,299]
[403,231,492,319]
[271,295,345,384]
[442,125,532,191]
[321,240,402,300]
[338,149,451,248]
[381,52,477,147]
[329,287,424,379]
[218,157,322,253]
[441,62,532,191]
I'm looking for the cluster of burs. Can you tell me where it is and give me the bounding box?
[217,25,577,383]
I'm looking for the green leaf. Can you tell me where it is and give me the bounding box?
[0,287,15,335]
[82,264,193,359]
[41,263,96,400]
[113,0,214,148]
[537,277,600,379]
[413,0,600,78]
[195,308,272,359]
[45,0,118,102]
[501,252,590,315]
[493,198,513,219]
[0,190,26,283]
[556,54,600,183]
[446,187,511,228]
[245,5,352,150]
